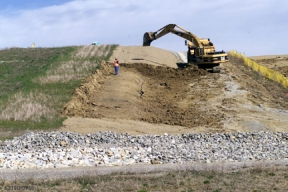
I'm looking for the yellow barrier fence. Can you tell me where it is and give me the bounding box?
[229,51,288,89]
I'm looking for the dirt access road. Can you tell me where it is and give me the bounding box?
[60,45,288,135]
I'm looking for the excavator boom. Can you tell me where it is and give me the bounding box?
[143,24,202,48]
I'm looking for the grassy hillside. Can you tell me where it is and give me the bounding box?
[0,45,117,133]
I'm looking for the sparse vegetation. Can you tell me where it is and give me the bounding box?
[0,45,117,134]
[1,166,288,191]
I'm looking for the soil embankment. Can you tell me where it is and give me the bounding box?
[60,46,288,135]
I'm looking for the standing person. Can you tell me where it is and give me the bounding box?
[114,58,119,75]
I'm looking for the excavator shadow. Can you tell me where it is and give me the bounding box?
[176,62,189,68]
[176,62,219,73]
[176,62,197,69]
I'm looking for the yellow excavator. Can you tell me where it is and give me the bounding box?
[143,24,228,72]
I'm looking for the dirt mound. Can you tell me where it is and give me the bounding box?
[108,46,181,68]
[122,63,223,128]
[60,46,288,135]
[62,62,224,130]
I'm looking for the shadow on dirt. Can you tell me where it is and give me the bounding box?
[176,62,189,68]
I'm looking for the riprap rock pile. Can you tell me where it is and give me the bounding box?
[0,131,288,169]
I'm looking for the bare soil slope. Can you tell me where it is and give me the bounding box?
[60,46,288,135]
[107,45,181,68]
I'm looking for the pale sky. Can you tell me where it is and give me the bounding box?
[0,0,287,56]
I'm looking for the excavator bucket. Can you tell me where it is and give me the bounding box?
[143,32,156,46]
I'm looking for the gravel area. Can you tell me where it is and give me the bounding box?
[1,131,288,175]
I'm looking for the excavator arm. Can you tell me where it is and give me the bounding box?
[143,24,203,48]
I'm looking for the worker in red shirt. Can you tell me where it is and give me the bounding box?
[114,58,119,75]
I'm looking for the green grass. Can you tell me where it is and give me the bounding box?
[0,47,74,99]
[0,45,117,133]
